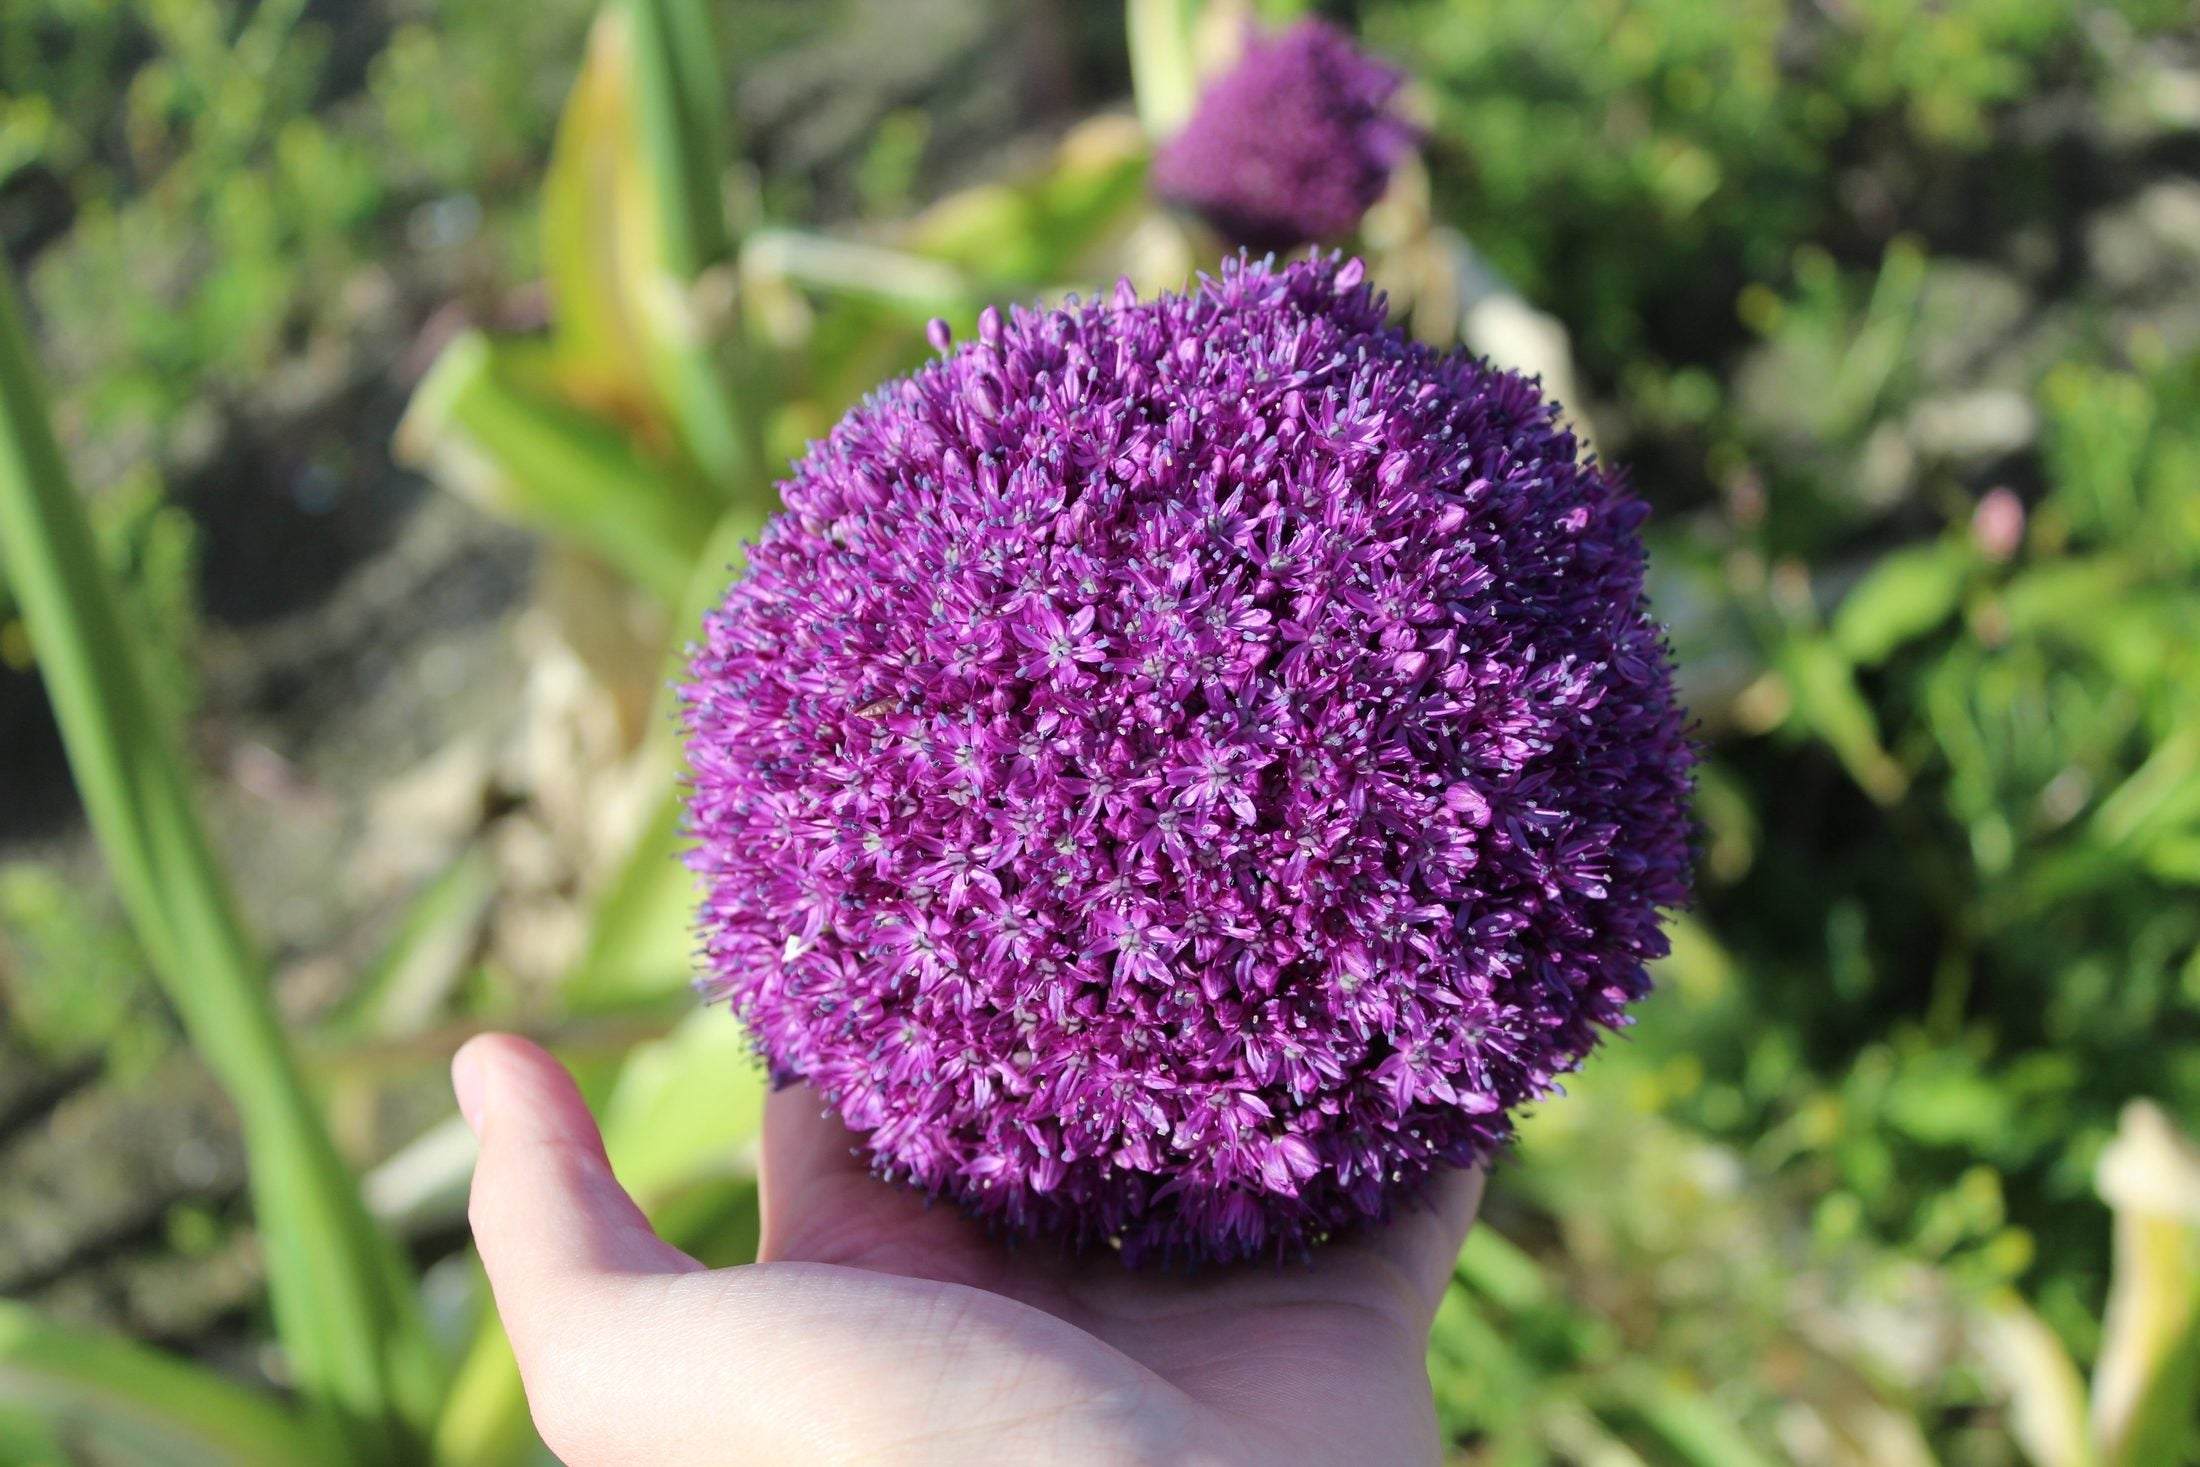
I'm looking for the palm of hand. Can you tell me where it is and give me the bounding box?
[458,1035,1481,1466]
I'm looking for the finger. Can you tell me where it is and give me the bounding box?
[1367,1164,1486,1318]
[758,1081,851,1256]
[756,1083,1011,1285]
[758,1079,942,1266]
[459,1046,1164,1464]
[454,1034,702,1361]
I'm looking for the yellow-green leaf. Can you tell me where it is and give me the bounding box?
[2094,1101,2200,1467]
[538,2,752,501]
[1972,1296,2094,1467]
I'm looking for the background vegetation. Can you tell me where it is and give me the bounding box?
[2,0,2196,1463]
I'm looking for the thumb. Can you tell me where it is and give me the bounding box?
[454,1035,701,1366]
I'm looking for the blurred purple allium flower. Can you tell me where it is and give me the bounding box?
[1152,19,1417,253]
[684,255,1693,1263]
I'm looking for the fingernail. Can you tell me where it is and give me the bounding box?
[452,1038,490,1135]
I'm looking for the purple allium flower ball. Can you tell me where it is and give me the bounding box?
[1151,19,1418,254]
[684,255,1693,1264]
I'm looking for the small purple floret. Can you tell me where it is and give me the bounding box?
[684,255,1693,1263]
[1152,19,1418,253]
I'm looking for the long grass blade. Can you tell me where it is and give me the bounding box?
[0,265,439,1460]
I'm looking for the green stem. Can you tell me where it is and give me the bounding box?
[0,266,438,1461]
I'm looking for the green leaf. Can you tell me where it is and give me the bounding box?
[1601,1364,1783,1467]
[1126,0,1203,140]
[0,1408,70,1467]
[1454,1226,1558,1314]
[742,228,975,319]
[2143,834,2200,886]
[654,502,773,731]
[625,0,731,279]
[2108,1312,2200,1467]
[539,9,674,436]
[1832,539,1972,666]
[597,1008,770,1201]
[2090,728,2200,851]
[397,329,720,602]
[565,790,695,1014]
[1775,634,1907,803]
[320,848,496,1042]
[1428,1285,1541,1425]
[565,503,773,1014]
[538,3,754,503]
[0,1302,324,1467]
[0,265,438,1459]
[1997,557,2139,640]
[429,1296,539,1467]
[910,119,1151,288]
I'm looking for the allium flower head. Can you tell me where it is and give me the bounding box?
[684,255,1693,1263]
[1152,19,1417,253]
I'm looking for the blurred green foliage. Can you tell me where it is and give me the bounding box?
[0,0,591,676]
[1374,0,2190,374]
[5,0,591,422]
[0,864,166,1076]
[1362,0,2200,1450]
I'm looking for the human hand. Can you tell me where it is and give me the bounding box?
[454,1032,1482,1466]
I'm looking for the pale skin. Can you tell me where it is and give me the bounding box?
[455,1033,1484,1466]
